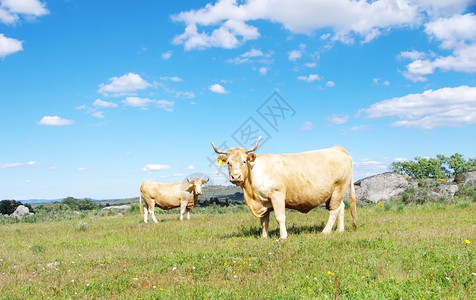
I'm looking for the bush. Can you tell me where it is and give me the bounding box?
[392,153,476,179]
[454,184,476,202]
[61,197,103,211]
[0,200,34,215]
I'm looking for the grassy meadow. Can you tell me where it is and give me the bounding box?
[0,202,475,299]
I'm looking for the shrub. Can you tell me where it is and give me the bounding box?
[61,197,103,211]
[392,153,476,179]
[0,200,34,215]
[76,221,89,231]
[454,184,476,202]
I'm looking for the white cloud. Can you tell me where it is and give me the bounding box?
[173,18,260,50]
[39,116,74,126]
[0,0,48,25]
[372,78,390,86]
[227,48,272,64]
[425,13,476,50]
[156,100,174,112]
[78,167,86,171]
[160,76,182,82]
[354,157,392,180]
[301,121,314,130]
[209,83,227,94]
[142,164,171,172]
[91,111,104,119]
[326,81,335,87]
[297,74,320,82]
[328,114,349,125]
[123,96,153,108]
[360,85,476,129]
[402,13,476,82]
[187,165,195,170]
[172,0,458,50]
[93,99,118,108]
[259,67,268,75]
[288,50,302,61]
[175,91,195,99]
[304,62,316,68]
[98,73,152,96]
[161,50,172,60]
[398,50,427,60]
[0,161,37,169]
[350,125,368,131]
[0,34,23,58]
[123,97,174,112]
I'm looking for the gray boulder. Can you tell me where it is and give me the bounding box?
[96,205,130,216]
[454,171,476,186]
[11,205,34,219]
[354,172,408,204]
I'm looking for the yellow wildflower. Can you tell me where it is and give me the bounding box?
[465,239,471,244]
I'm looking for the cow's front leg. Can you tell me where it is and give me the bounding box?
[260,213,270,238]
[186,208,191,220]
[179,201,187,221]
[270,192,288,240]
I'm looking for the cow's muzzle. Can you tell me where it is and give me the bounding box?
[230,173,243,183]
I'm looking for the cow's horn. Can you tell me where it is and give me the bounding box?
[246,136,261,153]
[211,141,227,154]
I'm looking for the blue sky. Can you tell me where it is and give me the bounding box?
[1,0,475,200]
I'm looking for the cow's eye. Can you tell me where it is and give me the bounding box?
[227,161,230,165]
[242,160,246,164]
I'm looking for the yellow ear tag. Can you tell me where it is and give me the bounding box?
[218,159,226,166]
[189,183,194,187]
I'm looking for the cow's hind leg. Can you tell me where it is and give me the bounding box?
[186,208,191,220]
[323,187,346,234]
[260,213,270,238]
[143,207,148,223]
[336,202,345,232]
[149,200,159,223]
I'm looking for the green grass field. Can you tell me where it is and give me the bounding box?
[1,202,475,299]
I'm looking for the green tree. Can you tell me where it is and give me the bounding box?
[392,153,476,179]
[0,200,34,215]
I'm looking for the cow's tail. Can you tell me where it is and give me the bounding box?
[349,164,357,230]
[139,193,144,216]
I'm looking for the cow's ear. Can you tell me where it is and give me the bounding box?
[202,179,208,185]
[247,153,257,162]
[217,156,227,166]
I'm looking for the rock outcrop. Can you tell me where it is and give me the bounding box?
[11,205,34,219]
[96,205,130,216]
[354,172,409,204]
[454,171,476,186]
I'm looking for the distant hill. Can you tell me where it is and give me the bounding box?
[17,185,244,206]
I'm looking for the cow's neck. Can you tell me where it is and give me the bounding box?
[240,163,256,205]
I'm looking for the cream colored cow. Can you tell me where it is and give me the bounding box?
[139,178,208,222]
[212,137,356,240]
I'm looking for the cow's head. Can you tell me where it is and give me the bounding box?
[186,177,209,195]
[211,137,261,185]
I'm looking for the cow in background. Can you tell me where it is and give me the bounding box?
[139,177,208,223]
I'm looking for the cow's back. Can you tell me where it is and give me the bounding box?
[140,181,186,210]
[251,146,353,213]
